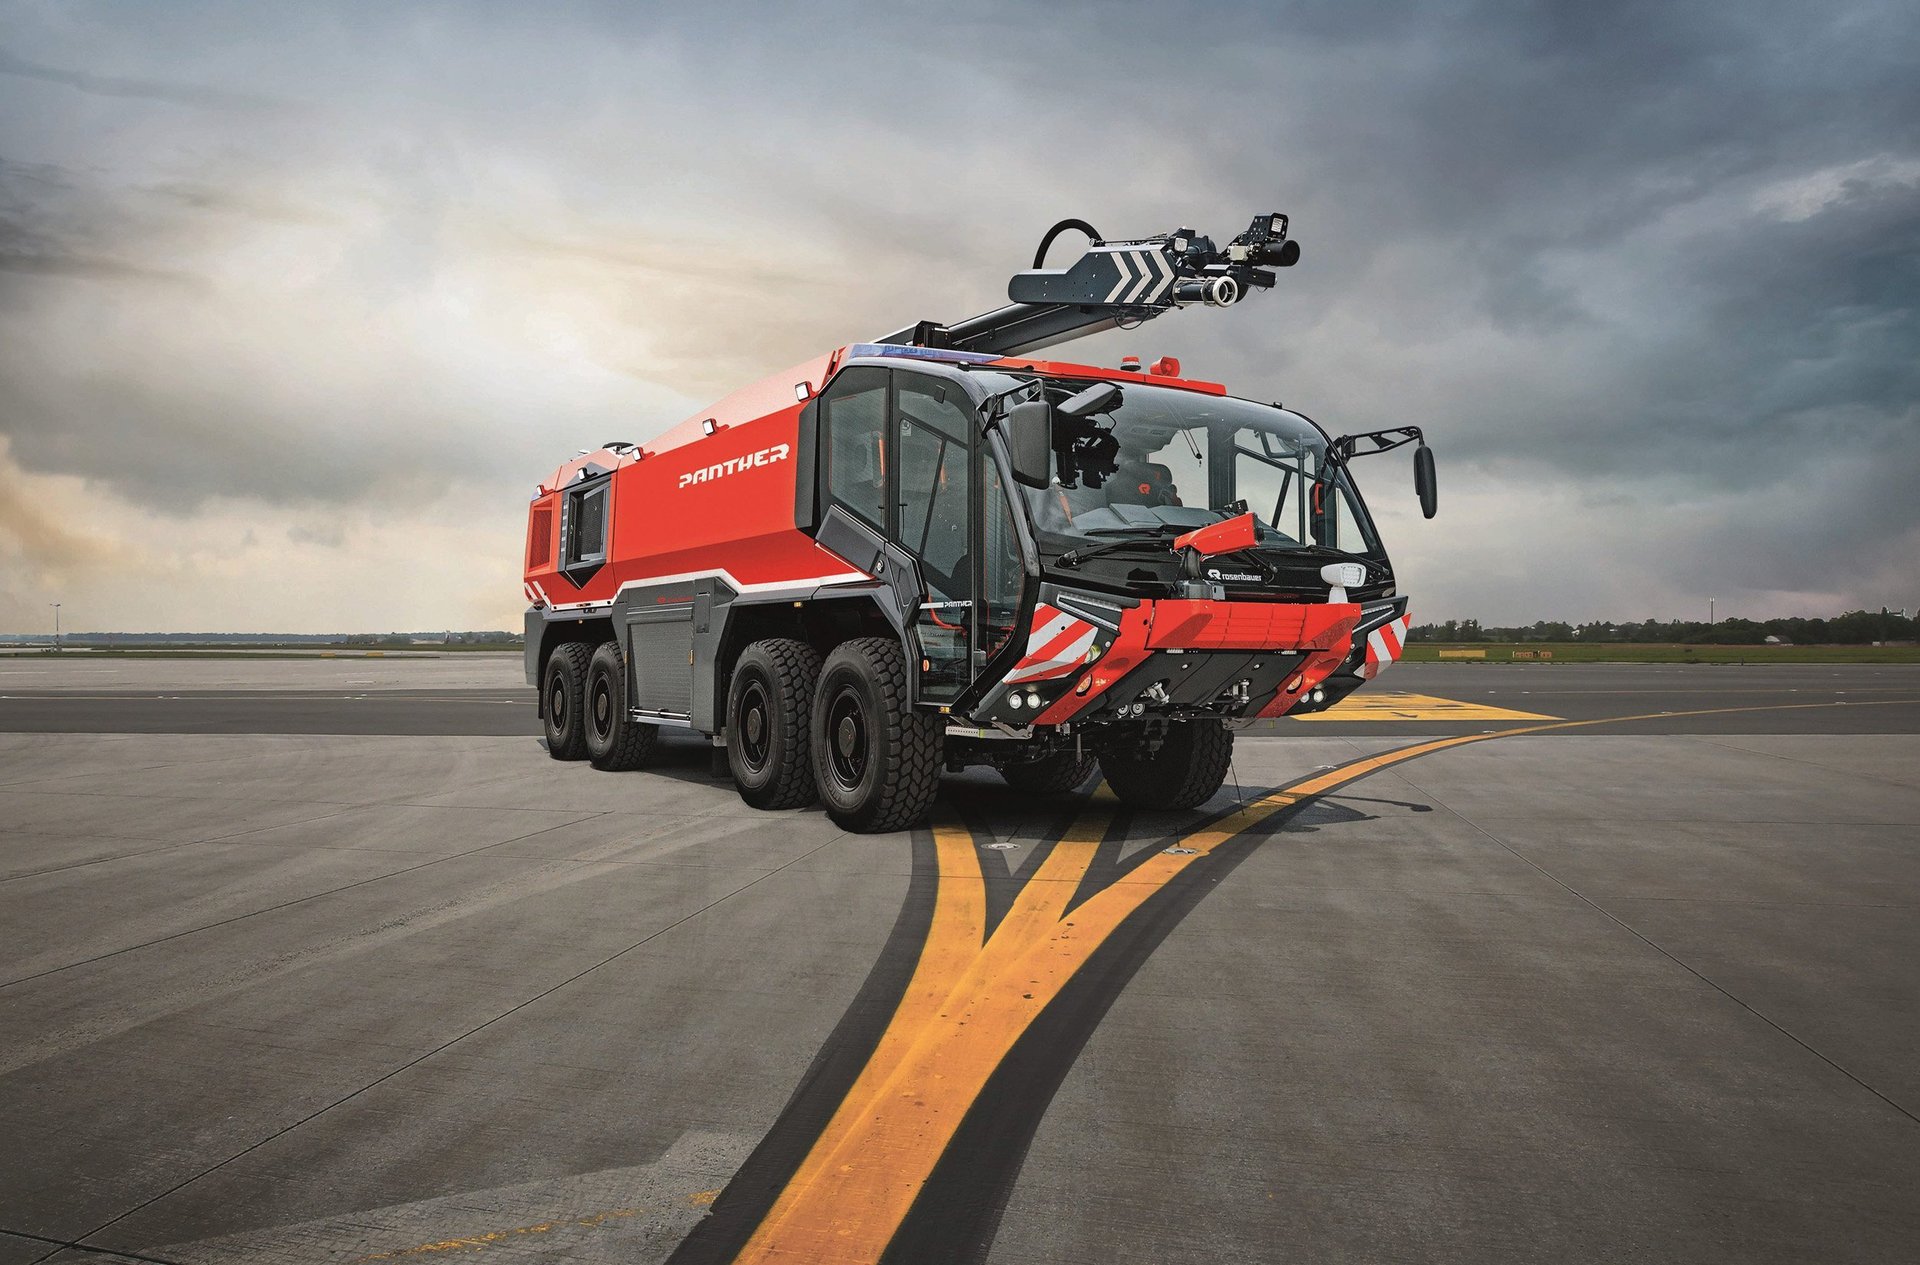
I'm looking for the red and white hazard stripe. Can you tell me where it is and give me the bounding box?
[1357,613,1412,680]
[1004,603,1099,685]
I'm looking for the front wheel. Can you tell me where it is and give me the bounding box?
[1098,720,1232,810]
[585,641,658,771]
[810,638,942,833]
[727,638,822,809]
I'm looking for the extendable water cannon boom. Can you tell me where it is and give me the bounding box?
[879,212,1301,356]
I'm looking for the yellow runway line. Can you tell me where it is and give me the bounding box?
[1290,691,1557,721]
[721,695,1920,1264]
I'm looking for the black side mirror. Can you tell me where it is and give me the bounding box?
[1058,381,1121,418]
[1414,443,1438,519]
[1005,400,1053,489]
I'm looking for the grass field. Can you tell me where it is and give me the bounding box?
[1403,642,1920,664]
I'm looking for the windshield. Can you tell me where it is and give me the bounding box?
[996,376,1381,558]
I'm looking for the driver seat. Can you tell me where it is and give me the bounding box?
[1107,460,1181,508]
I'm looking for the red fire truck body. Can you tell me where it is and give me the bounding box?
[523,215,1435,831]
[524,350,849,614]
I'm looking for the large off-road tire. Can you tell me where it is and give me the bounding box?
[584,640,658,771]
[542,641,594,761]
[999,750,1098,796]
[727,638,823,810]
[1098,720,1233,810]
[811,637,943,833]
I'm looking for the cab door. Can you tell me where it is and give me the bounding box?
[890,370,976,701]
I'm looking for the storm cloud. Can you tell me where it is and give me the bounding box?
[0,1,1914,632]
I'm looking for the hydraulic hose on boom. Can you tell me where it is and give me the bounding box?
[876,212,1301,357]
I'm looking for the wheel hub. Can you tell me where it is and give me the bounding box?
[737,680,771,770]
[590,680,613,736]
[825,688,869,791]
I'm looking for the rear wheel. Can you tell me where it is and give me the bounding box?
[542,641,593,761]
[727,638,822,809]
[1098,720,1232,810]
[999,750,1097,795]
[811,637,942,833]
[585,641,657,771]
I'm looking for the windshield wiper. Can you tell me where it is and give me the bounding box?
[1291,543,1373,562]
[1057,527,1178,568]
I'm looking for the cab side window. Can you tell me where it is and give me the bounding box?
[893,373,973,599]
[820,366,889,529]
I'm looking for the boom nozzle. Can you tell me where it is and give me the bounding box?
[1173,275,1239,307]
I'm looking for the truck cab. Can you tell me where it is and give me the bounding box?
[804,347,1413,776]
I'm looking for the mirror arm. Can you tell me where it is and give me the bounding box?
[979,379,1044,425]
[1329,425,1424,465]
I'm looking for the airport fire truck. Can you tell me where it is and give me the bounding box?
[522,213,1437,832]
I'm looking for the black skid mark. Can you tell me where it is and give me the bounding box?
[1065,785,1298,914]
[878,796,1333,1265]
[974,793,1109,941]
[668,772,1388,1263]
[1328,791,1434,813]
[662,827,942,1265]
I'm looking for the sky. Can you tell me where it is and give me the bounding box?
[1,0,1915,633]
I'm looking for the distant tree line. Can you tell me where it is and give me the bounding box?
[338,631,521,646]
[0,630,523,645]
[1409,610,1917,645]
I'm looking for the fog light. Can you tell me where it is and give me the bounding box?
[1026,690,1042,709]
[1311,687,1325,703]
[1009,692,1024,710]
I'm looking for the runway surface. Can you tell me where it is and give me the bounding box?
[3,660,1918,1263]
[3,657,1918,735]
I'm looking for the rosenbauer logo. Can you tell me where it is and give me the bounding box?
[1206,567,1264,583]
[678,443,791,489]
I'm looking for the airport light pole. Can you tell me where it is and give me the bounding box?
[50,602,61,651]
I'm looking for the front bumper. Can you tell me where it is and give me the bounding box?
[1279,598,1413,716]
[971,586,1405,729]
